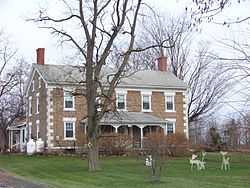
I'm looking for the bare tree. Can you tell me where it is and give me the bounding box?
[0,31,17,98]
[0,60,27,152]
[0,30,28,152]
[134,15,232,124]
[31,0,171,171]
[190,0,250,26]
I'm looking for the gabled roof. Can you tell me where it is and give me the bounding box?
[30,63,187,90]
[33,64,84,85]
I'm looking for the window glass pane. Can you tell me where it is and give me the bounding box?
[64,92,73,108]
[22,130,25,143]
[166,96,174,110]
[167,122,174,134]
[29,98,32,115]
[143,95,150,110]
[117,94,125,109]
[65,122,74,138]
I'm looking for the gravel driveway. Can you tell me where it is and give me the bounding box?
[0,170,49,188]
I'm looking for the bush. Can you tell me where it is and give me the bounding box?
[99,133,132,156]
[143,132,189,157]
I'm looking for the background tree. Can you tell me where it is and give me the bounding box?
[134,14,233,124]
[0,31,27,151]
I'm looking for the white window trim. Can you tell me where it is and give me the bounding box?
[28,96,32,116]
[116,91,127,111]
[164,92,175,112]
[36,93,40,114]
[165,118,176,135]
[63,118,76,140]
[141,91,152,112]
[63,91,75,111]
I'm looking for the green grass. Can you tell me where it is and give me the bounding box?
[0,153,250,188]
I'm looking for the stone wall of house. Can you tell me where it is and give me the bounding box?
[52,88,87,148]
[27,71,47,146]
[27,70,187,150]
[127,90,187,135]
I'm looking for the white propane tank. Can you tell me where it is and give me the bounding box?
[27,139,36,155]
[36,138,45,153]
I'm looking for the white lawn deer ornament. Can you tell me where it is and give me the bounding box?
[190,154,206,170]
[201,151,207,162]
[145,155,152,167]
[220,151,230,171]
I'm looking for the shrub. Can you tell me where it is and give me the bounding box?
[99,133,132,156]
[143,132,189,157]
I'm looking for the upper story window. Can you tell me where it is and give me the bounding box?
[116,90,127,111]
[64,120,76,140]
[117,94,126,110]
[28,96,32,116]
[141,91,152,112]
[165,93,175,112]
[166,120,176,134]
[36,93,40,114]
[64,91,75,110]
[96,97,102,112]
[32,80,35,92]
[38,77,42,88]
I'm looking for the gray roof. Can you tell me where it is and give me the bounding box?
[99,112,166,125]
[34,64,84,85]
[119,71,187,89]
[33,63,187,90]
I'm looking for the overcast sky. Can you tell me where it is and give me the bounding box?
[1,0,249,119]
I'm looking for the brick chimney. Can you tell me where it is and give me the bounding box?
[157,56,167,71]
[36,48,45,65]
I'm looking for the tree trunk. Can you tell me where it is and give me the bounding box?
[88,136,100,171]
[0,128,8,152]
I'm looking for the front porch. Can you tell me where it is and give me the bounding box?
[100,124,165,148]
[7,122,27,152]
[98,112,167,148]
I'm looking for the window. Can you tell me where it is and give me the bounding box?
[38,77,42,88]
[22,129,25,143]
[64,91,74,110]
[165,93,175,112]
[96,97,101,111]
[141,92,152,112]
[64,121,75,139]
[32,80,35,91]
[28,96,32,116]
[28,122,32,140]
[36,120,40,139]
[117,94,126,110]
[166,120,176,134]
[36,93,40,114]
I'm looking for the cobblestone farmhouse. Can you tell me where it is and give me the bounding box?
[24,48,188,151]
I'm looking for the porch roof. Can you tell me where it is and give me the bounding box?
[98,112,166,126]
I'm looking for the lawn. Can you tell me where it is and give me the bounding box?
[0,153,250,188]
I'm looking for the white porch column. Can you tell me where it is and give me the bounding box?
[115,127,118,133]
[10,131,13,151]
[164,123,168,135]
[8,131,11,151]
[140,127,144,148]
